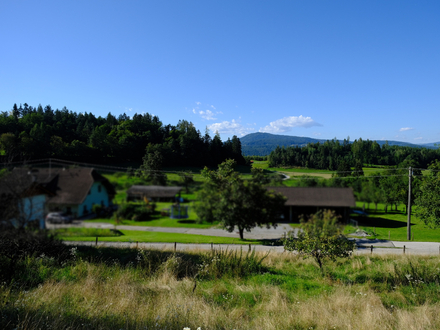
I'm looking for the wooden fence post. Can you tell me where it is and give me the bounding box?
[249,244,251,252]
[95,237,98,246]
[370,245,373,254]
[174,242,177,252]
[403,245,406,254]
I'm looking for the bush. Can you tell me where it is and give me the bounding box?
[116,203,155,221]
[0,229,70,285]
[283,210,355,270]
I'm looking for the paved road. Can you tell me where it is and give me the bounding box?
[51,220,440,255]
[49,220,298,239]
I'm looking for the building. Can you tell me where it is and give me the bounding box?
[126,185,183,202]
[0,167,116,227]
[267,187,356,222]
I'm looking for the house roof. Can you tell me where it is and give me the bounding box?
[267,187,356,207]
[9,167,115,205]
[0,170,53,197]
[127,185,182,198]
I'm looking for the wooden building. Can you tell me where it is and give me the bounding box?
[267,187,356,223]
[126,185,183,202]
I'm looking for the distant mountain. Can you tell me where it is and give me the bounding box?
[239,132,436,156]
[420,142,440,148]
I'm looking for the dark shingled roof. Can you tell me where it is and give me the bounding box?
[127,185,182,198]
[267,187,356,207]
[9,167,115,205]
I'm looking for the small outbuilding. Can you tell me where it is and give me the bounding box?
[126,185,183,202]
[267,187,356,223]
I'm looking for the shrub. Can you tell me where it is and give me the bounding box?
[283,210,355,270]
[0,229,70,285]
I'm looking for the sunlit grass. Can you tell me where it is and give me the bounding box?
[3,249,440,330]
[58,229,262,244]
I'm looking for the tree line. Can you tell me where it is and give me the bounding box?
[0,103,245,167]
[268,138,440,170]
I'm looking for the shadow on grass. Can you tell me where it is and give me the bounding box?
[354,216,409,228]
[177,220,197,224]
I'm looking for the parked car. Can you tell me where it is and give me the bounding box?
[45,212,73,224]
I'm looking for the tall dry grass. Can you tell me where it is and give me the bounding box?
[2,248,440,329]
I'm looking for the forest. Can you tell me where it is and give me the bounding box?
[268,138,440,170]
[0,103,245,167]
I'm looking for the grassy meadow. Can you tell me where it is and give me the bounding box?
[3,244,440,330]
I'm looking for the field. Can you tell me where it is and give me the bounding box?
[3,243,440,330]
[347,202,440,242]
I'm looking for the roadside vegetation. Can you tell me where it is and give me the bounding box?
[2,231,440,330]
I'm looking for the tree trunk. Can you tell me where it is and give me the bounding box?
[238,227,244,240]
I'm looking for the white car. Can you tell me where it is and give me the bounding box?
[45,212,73,224]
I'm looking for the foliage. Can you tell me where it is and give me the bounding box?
[415,160,440,228]
[195,159,286,239]
[283,210,355,269]
[179,171,194,193]
[197,248,269,280]
[0,103,245,167]
[136,148,168,185]
[0,229,69,285]
[115,203,155,221]
[268,137,440,170]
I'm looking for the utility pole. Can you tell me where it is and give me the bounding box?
[407,167,412,240]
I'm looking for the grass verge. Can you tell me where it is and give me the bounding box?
[56,228,264,245]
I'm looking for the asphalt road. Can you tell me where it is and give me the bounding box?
[51,220,440,255]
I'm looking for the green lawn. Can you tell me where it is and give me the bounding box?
[58,229,264,245]
[350,201,440,242]
[85,217,218,229]
[85,200,219,229]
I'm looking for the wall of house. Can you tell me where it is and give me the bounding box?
[78,182,110,217]
[15,194,46,229]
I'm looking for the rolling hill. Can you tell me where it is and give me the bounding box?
[239,132,438,156]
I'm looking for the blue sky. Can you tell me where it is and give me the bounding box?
[1,1,440,143]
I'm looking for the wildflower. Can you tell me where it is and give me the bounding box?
[183,328,191,330]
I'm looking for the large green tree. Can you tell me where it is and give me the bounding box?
[195,159,286,239]
[415,160,440,228]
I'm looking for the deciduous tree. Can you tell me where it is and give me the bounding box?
[283,210,355,270]
[195,159,286,239]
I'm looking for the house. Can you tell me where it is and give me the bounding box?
[0,170,53,229]
[267,187,356,223]
[126,185,183,202]
[0,167,116,227]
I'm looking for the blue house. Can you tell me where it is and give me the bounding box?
[1,167,116,227]
[0,172,52,229]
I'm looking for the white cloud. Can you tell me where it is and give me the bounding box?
[192,109,197,114]
[259,115,322,133]
[195,101,201,105]
[199,110,216,120]
[208,119,254,136]
[414,137,423,140]
[211,105,216,110]
[399,127,414,132]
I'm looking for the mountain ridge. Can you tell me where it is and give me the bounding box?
[239,132,439,156]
